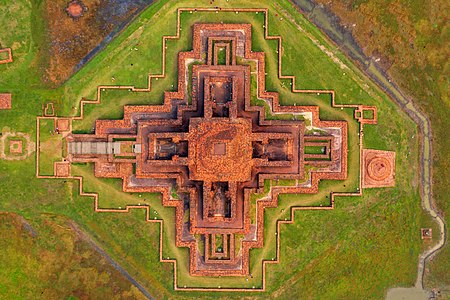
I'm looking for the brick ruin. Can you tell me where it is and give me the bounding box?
[421,228,432,240]
[65,0,88,19]
[9,140,23,154]
[64,24,349,276]
[0,48,13,65]
[0,131,34,161]
[362,149,396,188]
[0,93,12,110]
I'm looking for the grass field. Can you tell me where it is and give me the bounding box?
[0,0,439,298]
[38,118,63,175]
[312,0,449,293]
[0,212,146,299]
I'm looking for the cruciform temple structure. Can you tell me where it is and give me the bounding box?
[65,23,348,276]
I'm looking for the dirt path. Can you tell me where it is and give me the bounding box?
[67,221,155,300]
[288,0,446,292]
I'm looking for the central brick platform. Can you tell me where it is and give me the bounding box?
[188,117,253,182]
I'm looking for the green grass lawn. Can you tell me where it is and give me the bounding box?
[38,118,63,176]
[0,0,435,298]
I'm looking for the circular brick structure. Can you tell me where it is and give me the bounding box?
[65,0,86,19]
[362,149,396,188]
[367,156,391,181]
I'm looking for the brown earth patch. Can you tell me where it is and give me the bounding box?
[42,0,148,86]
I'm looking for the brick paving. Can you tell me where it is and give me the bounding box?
[0,93,12,110]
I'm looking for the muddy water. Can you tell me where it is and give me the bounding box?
[290,0,368,65]
[75,0,154,71]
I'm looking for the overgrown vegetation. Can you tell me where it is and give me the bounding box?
[0,213,145,299]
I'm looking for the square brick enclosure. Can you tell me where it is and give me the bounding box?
[55,162,71,177]
[0,48,13,64]
[362,149,396,188]
[56,118,71,132]
[9,140,23,154]
[0,93,12,110]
